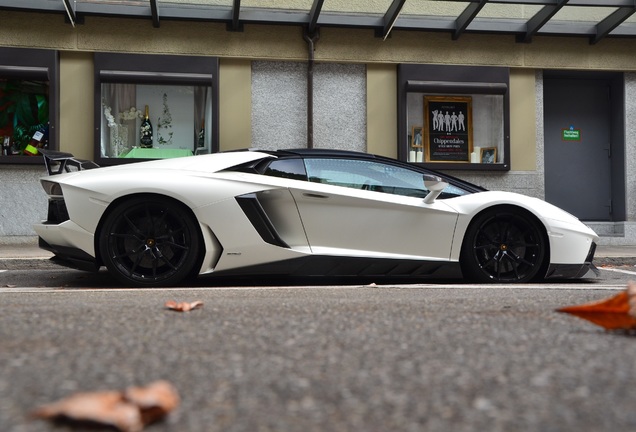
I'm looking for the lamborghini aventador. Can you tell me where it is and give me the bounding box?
[34,148,599,287]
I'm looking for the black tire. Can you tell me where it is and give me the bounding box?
[98,196,202,287]
[460,207,547,283]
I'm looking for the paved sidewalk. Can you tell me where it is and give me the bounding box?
[595,245,636,258]
[0,243,52,259]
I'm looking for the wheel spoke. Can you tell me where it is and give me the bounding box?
[479,254,497,269]
[113,247,141,260]
[475,243,498,252]
[123,212,147,238]
[497,255,504,279]
[160,240,188,251]
[150,206,169,232]
[500,252,521,279]
[500,219,512,243]
[129,247,147,276]
[153,247,178,270]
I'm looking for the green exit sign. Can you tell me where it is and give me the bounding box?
[562,129,581,141]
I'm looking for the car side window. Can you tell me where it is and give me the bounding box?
[303,158,430,198]
[263,158,308,181]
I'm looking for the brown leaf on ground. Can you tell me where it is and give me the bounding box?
[556,281,636,331]
[124,380,180,426]
[33,381,179,432]
[165,300,204,312]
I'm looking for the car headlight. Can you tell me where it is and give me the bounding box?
[41,180,63,197]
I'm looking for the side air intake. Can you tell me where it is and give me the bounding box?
[236,193,290,249]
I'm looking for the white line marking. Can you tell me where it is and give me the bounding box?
[0,257,53,260]
[600,267,636,276]
[0,284,627,294]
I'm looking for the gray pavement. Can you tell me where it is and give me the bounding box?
[3,242,636,431]
[3,286,636,432]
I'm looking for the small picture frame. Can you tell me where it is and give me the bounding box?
[480,147,497,164]
[411,126,423,148]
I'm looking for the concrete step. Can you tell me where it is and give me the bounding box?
[585,222,624,237]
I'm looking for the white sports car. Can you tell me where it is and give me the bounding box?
[34,148,599,287]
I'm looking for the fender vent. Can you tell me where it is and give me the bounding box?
[236,194,290,249]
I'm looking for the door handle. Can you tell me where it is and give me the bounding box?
[303,193,329,199]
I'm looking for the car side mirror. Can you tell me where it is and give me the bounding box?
[422,174,449,204]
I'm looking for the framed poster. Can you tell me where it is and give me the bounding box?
[424,96,473,162]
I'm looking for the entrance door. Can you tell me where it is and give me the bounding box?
[544,78,612,221]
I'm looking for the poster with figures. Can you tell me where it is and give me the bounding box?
[424,96,472,162]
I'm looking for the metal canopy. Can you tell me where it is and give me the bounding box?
[517,0,569,43]
[2,0,636,44]
[454,0,489,40]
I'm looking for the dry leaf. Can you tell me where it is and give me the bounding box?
[33,390,143,432]
[556,281,636,331]
[165,300,203,312]
[33,380,179,432]
[125,380,180,426]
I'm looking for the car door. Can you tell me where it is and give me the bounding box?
[289,158,459,261]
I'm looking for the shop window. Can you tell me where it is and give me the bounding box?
[398,64,510,171]
[0,48,58,164]
[94,53,218,165]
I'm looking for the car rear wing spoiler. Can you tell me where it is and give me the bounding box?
[39,149,100,175]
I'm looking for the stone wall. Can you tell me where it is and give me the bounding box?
[0,165,48,242]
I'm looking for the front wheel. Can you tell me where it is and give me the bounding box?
[460,207,547,283]
[99,197,202,287]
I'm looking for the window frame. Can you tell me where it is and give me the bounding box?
[0,47,59,165]
[398,64,511,171]
[93,52,219,166]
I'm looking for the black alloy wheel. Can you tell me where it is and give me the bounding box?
[460,207,547,283]
[99,197,202,287]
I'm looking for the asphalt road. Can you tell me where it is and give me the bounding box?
[2,261,636,432]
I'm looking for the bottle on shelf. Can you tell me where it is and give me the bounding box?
[197,120,205,148]
[2,137,10,156]
[24,129,45,156]
[140,105,153,148]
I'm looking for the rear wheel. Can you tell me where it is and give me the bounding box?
[460,207,547,283]
[99,197,201,287]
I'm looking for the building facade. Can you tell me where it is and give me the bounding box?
[1,1,636,245]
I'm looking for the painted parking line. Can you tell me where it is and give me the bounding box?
[600,267,636,276]
[0,283,628,294]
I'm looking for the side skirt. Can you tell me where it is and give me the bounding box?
[210,255,462,280]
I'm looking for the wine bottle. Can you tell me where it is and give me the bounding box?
[2,137,11,156]
[197,121,205,148]
[140,105,153,148]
